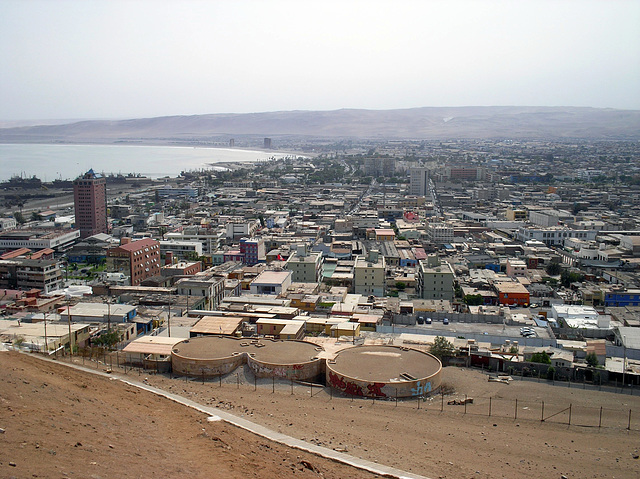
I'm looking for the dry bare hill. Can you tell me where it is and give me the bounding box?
[1,106,639,143]
[2,351,639,479]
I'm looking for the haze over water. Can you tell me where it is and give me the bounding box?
[0,143,294,182]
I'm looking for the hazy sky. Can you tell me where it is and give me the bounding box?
[1,0,639,120]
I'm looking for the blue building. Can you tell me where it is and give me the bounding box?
[604,289,640,307]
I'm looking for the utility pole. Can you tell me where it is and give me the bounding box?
[67,296,73,356]
[623,335,627,388]
[43,310,48,354]
[167,296,171,337]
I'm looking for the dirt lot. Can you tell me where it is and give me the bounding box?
[2,351,640,479]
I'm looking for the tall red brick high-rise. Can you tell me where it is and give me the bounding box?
[73,169,107,238]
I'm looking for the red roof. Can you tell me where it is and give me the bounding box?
[0,248,32,259]
[115,238,159,252]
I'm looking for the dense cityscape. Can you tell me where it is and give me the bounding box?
[2,137,640,477]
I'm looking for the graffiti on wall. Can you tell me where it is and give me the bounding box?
[410,381,432,396]
[328,371,387,398]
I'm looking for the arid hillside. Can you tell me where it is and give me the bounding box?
[1,106,639,142]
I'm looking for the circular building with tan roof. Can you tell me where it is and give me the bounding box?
[326,345,442,398]
[171,336,324,381]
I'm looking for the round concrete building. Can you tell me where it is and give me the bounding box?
[326,345,442,398]
[171,336,324,381]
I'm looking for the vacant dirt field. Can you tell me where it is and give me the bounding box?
[2,351,640,478]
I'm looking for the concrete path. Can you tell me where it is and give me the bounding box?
[26,353,432,479]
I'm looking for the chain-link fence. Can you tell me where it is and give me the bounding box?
[53,351,640,432]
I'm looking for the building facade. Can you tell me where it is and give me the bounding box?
[106,238,161,286]
[409,167,430,197]
[353,250,386,297]
[417,260,455,300]
[73,169,108,239]
[0,258,63,294]
[285,244,323,283]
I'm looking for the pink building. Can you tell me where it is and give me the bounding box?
[73,169,107,239]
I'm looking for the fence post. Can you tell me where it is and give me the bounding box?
[568,403,572,425]
[515,398,518,420]
[628,409,632,431]
[541,401,545,422]
[291,379,294,395]
[489,397,492,417]
[598,406,602,428]
[254,375,257,391]
[237,373,239,389]
[116,351,119,368]
[417,395,420,410]
[272,376,274,393]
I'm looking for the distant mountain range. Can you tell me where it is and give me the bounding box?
[1,106,639,143]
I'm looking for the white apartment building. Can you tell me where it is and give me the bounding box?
[426,222,454,244]
[353,250,386,297]
[409,167,430,197]
[516,226,597,246]
[417,260,455,301]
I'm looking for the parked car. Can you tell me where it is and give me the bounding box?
[426,317,432,324]
[417,316,424,325]
[443,318,449,325]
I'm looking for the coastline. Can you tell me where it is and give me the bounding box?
[0,142,307,182]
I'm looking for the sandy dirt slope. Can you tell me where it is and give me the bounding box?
[0,352,382,479]
[2,351,640,479]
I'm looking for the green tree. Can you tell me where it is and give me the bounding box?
[30,211,43,222]
[561,270,585,288]
[530,351,551,364]
[429,336,455,359]
[464,294,483,306]
[93,329,121,348]
[509,345,519,355]
[585,352,599,367]
[13,211,26,224]
[395,281,406,291]
[545,261,561,276]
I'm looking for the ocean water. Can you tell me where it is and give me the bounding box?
[0,143,295,181]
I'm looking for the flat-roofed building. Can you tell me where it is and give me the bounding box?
[353,250,385,297]
[0,229,80,252]
[285,244,323,283]
[190,315,244,337]
[256,318,305,340]
[175,276,225,310]
[249,270,293,295]
[417,260,455,301]
[494,281,530,306]
[106,238,161,286]
[0,258,63,294]
[73,169,107,239]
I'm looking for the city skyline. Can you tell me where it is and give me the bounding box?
[1,0,639,121]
